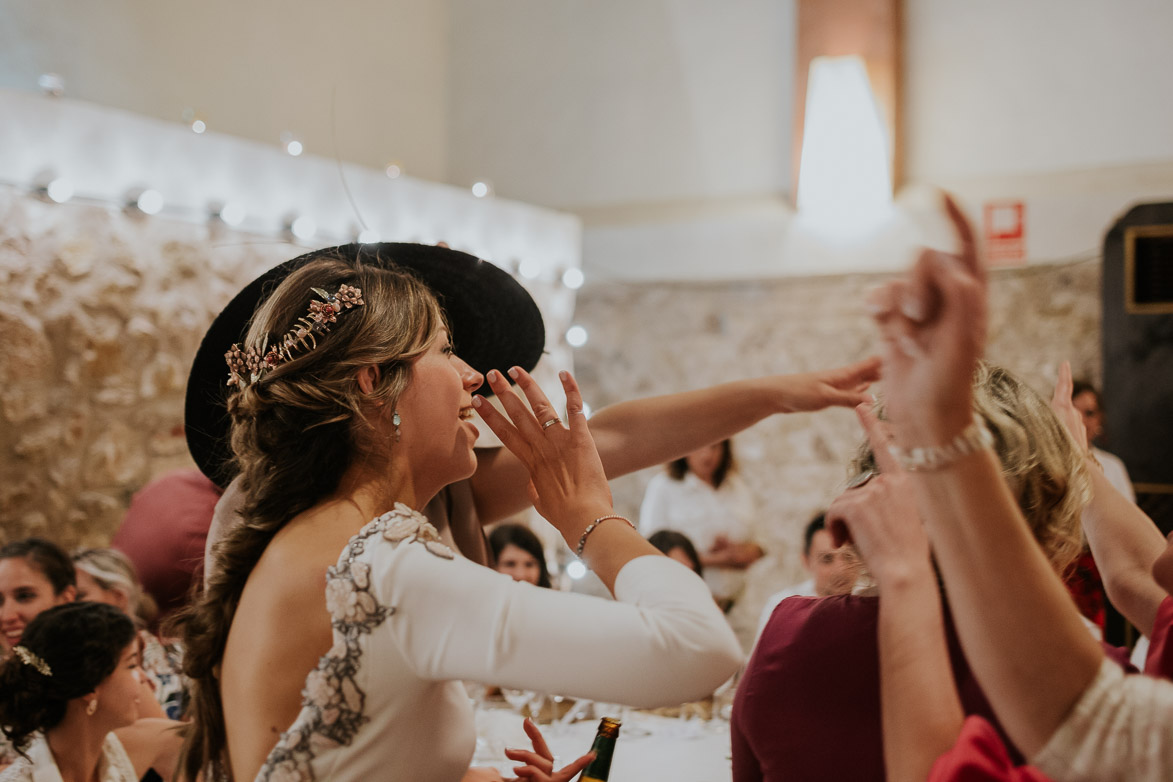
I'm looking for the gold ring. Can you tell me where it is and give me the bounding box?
[541,417,562,430]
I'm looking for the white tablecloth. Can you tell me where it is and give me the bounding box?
[474,705,732,781]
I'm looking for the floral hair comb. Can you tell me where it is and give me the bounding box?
[13,645,52,676]
[225,283,364,388]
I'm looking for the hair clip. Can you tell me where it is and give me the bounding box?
[13,645,52,677]
[226,283,364,388]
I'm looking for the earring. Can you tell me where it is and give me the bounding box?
[392,411,402,442]
[86,698,98,716]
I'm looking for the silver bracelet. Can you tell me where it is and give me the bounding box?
[887,415,994,472]
[575,514,636,558]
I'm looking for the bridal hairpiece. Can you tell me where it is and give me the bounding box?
[13,645,52,677]
[225,284,364,388]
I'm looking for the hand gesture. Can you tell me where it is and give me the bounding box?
[777,356,883,413]
[826,405,932,588]
[504,718,595,782]
[473,368,613,535]
[1050,361,1089,451]
[868,195,986,446]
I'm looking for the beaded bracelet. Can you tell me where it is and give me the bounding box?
[576,514,636,557]
[887,415,994,472]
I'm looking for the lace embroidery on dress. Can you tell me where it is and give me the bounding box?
[256,504,454,782]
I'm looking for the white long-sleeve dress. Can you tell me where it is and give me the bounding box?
[255,504,742,782]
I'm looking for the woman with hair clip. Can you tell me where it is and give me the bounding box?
[178,247,743,782]
[73,548,187,720]
[0,602,181,782]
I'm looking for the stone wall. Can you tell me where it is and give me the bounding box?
[0,182,1102,603]
[0,192,291,547]
[573,258,1101,629]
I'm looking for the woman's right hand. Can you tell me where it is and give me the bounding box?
[473,367,613,538]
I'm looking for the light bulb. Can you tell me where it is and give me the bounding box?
[45,179,73,204]
[566,561,587,580]
[561,268,585,289]
[218,202,246,227]
[136,190,164,215]
[566,326,588,348]
[471,181,490,198]
[290,215,316,240]
[518,258,541,280]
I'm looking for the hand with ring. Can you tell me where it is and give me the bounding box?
[473,367,613,542]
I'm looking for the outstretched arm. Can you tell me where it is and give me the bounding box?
[1051,361,1167,637]
[471,359,880,523]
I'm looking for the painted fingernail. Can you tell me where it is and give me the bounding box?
[508,367,520,379]
[900,294,926,322]
[472,396,483,408]
[898,334,925,358]
[487,369,500,382]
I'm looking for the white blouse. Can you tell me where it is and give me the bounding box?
[639,471,760,600]
[0,733,137,782]
[256,504,742,782]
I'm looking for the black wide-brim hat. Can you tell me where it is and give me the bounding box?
[185,242,546,488]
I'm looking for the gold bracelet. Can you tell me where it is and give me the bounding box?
[575,514,636,557]
[887,415,994,472]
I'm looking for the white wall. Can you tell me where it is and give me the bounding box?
[447,0,794,210]
[0,0,453,182]
[905,0,1173,181]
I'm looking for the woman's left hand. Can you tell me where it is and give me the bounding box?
[1049,360,1089,450]
[826,405,933,588]
[503,718,595,782]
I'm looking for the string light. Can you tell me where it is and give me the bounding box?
[561,268,584,289]
[191,119,206,134]
[385,164,402,179]
[289,215,316,240]
[565,560,587,580]
[471,181,490,198]
[215,201,246,227]
[45,178,73,204]
[566,325,588,347]
[133,189,164,215]
[280,131,303,157]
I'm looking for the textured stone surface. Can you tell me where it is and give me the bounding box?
[574,259,1102,633]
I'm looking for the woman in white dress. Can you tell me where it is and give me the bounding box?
[0,602,181,782]
[178,248,742,782]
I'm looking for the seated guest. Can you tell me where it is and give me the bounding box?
[756,512,860,635]
[640,439,765,609]
[73,548,188,720]
[649,530,704,576]
[0,539,77,654]
[488,523,552,588]
[0,602,182,782]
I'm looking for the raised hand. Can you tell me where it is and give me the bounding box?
[776,356,883,413]
[472,368,613,535]
[504,718,595,782]
[826,405,932,588]
[1050,361,1089,450]
[867,195,986,446]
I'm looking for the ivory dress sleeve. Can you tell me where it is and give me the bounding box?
[381,528,743,707]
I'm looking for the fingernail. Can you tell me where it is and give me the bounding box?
[898,335,925,358]
[488,369,500,382]
[472,396,483,408]
[508,367,520,379]
[559,370,569,381]
[900,294,926,322]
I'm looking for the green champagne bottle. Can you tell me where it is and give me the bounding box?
[579,717,621,782]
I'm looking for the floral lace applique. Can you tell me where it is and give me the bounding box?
[257,504,454,782]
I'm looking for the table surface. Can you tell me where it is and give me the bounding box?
[474,703,733,782]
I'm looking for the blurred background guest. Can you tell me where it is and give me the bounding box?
[73,548,187,720]
[640,439,764,611]
[488,523,552,588]
[0,539,76,655]
[648,529,705,577]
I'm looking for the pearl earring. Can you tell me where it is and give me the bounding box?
[392,411,402,442]
[86,698,98,716]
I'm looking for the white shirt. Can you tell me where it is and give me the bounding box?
[756,579,817,640]
[0,734,136,782]
[256,505,742,782]
[1094,447,1135,503]
[639,472,760,600]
